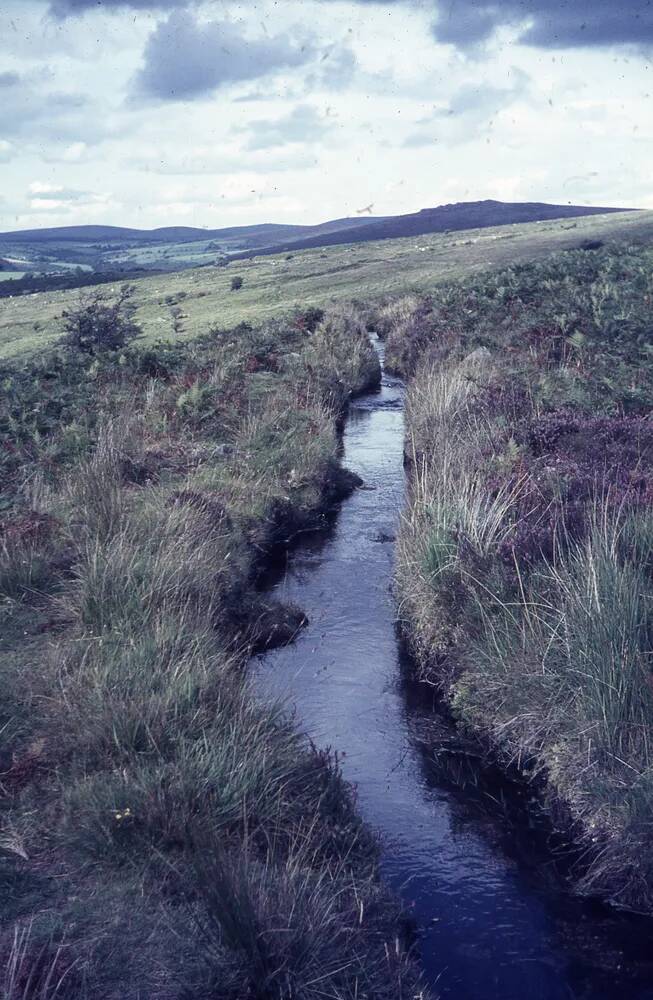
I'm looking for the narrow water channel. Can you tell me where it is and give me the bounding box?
[254,341,653,1000]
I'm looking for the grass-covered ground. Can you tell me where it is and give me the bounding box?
[2,209,652,362]
[4,214,653,993]
[0,305,429,998]
[387,241,653,912]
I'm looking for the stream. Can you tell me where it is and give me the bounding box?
[254,340,653,1000]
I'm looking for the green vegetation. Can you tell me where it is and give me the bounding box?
[391,241,653,911]
[0,305,428,997]
[2,210,652,362]
[0,217,385,281]
[0,202,628,287]
[60,285,141,354]
[4,213,653,992]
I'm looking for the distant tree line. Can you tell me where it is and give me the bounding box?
[0,268,156,300]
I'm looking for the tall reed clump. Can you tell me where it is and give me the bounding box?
[303,302,382,402]
[372,294,424,342]
[0,306,428,997]
[395,242,653,912]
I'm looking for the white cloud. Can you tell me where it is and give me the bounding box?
[29,181,63,194]
[61,141,88,162]
[131,11,315,101]
[27,181,111,212]
[237,104,334,150]
[0,0,650,232]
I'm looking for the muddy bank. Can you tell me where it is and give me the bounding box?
[230,460,366,652]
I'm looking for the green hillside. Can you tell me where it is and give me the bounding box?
[2,209,652,362]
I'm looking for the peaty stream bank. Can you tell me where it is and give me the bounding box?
[255,336,653,1000]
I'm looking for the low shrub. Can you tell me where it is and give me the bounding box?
[61,284,141,354]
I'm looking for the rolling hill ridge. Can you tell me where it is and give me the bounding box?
[0,200,636,289]
[231,199,633,258]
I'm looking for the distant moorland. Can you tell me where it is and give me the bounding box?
[1,208,652,361]
[0,199,635,289]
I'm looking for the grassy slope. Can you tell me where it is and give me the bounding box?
[0,307,428,998]
[3,211,653,990]
[2,209,652,361]
[388,242,653,912]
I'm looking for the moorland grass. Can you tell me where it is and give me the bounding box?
[0,304,427,997]
[1,210,652,362]
[392,242,653,911]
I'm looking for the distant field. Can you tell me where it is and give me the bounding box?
[1,209,652,361]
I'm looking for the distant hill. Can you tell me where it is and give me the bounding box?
[0,225,157,243]
[0,202,635,289]
[230,200,634,259]
[0,217,388,246]
[0,202,630,254]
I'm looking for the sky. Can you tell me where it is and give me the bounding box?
[0,0,651,231]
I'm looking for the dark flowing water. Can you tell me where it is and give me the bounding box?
[254,342,653,1000]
